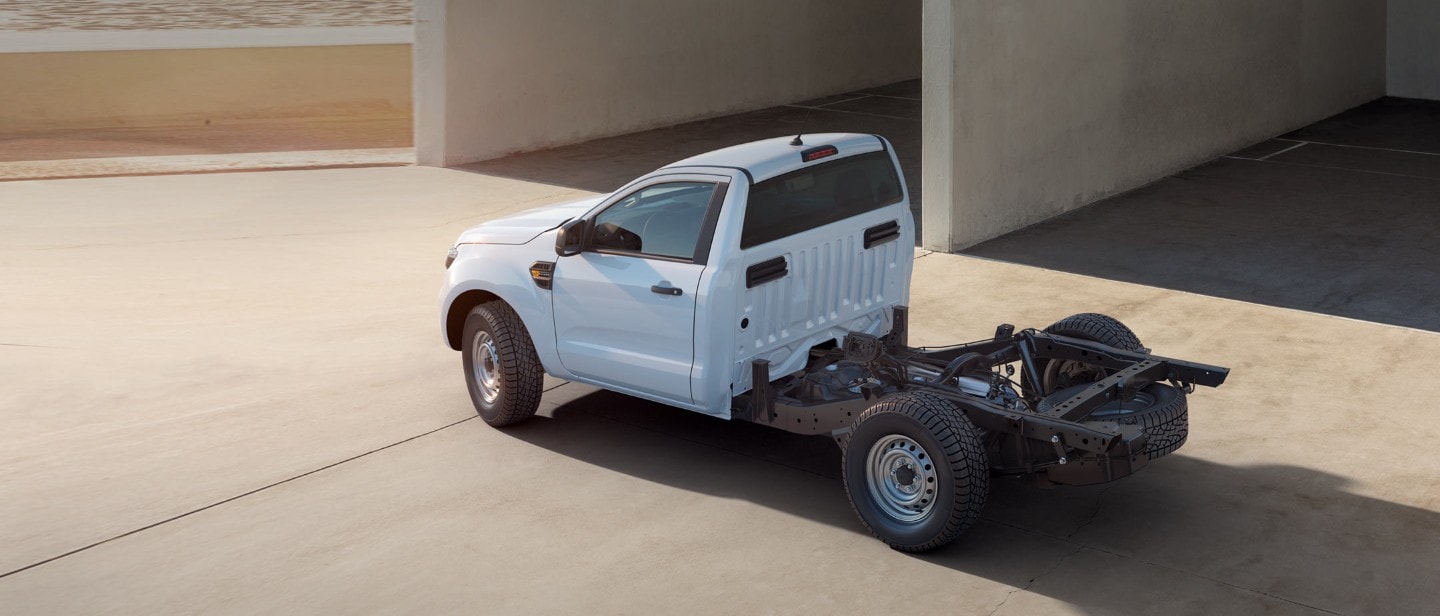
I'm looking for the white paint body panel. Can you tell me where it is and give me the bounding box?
[456,197,600,246]
[553,251,704,405]
[440,134,913,418]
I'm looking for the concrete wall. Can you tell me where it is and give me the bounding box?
[415,0,921,166]
[1388,0,1440,100]
[0,45,411,132]
[923,0,1387,252]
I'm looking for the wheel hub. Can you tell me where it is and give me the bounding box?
[865,435,939,523]
[893,464,918,489]
[1045,359,1107,393]
[471,331,501,405]
[1090,388,1158,417]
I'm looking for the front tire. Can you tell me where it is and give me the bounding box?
[843,392,989,552]
[461,301,544,427]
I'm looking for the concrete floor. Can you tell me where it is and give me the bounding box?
[3,162,1439,614]
[969,97,1440,332]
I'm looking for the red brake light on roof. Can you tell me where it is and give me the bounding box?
[801,145,839,162]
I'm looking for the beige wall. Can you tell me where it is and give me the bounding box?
[922,0,1387,252]
[414,0,921,166]
[0,45,412,132]
[1388,0,1440,100]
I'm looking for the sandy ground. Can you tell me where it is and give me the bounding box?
[0,117,413,181]
[1,166,1437,614]
[0,1,410,31]
[0,1,413,178]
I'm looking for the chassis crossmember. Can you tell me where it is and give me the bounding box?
[732,307,1230,486]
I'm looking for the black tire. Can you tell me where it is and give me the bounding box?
[842,392,989,552]
[461,301,544,427]
[1031,313,1145,396]
[1039,382,1189,460]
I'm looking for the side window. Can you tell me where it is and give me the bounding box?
[591,182,717,260]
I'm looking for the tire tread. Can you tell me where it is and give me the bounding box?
[843,392,989,552]
[1038,383,1189,459]
[1044,312,1143,351]
[468,301,544,426]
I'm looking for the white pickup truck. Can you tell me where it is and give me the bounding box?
[440,133,1228,552]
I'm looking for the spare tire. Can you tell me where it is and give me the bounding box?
[1031,313,1145,396]
[1038,382,1188,460]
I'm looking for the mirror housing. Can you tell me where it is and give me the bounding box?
[555,218,587,257]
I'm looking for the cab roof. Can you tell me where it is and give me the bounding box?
[661,133,888,184]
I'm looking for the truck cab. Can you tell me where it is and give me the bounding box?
[441,133,913,417]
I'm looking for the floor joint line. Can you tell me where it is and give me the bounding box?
[858,93,921,101]
[0,415,478,580]
[1232,156,1440,182]
[781,105,917,123]
[1273,137,1440,157]
[807,94,872,109]
[1256,141,1309,161]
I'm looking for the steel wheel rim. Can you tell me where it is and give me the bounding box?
[471,331,501,405]
[1090,389,1158,417]
[1044,359,1159,418]
[865,435,938,523]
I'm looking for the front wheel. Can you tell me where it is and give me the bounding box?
[461,301,544,426]
[842,393,989,552]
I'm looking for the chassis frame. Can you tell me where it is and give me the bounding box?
[732,307,1230,485]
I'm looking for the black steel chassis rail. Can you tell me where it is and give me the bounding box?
[1024,331,1227,388]
[737,356,1136,456]
[732,306,1229,451]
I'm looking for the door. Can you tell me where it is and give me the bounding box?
[552,179,724,404]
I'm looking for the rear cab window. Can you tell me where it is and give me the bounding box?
[741,150,902,249]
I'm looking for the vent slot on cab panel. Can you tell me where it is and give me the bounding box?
[746,256,788,288]
[863,220,900,249]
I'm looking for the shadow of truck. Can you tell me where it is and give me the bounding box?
[500,387,1440,615]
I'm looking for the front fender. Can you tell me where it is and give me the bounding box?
[439,241,567,379]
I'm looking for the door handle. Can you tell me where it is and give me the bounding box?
[651,284,683,296]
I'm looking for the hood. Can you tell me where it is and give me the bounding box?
[455,196,603,246]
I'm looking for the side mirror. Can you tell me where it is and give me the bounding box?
[555,218,587,257]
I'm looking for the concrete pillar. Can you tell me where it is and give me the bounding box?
[412,0,447,166]
[920,0,954,253]
[921,0,1386,253]
[1388,0,1440,100]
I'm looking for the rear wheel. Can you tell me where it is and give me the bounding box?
[842,392,988,552]
[461,301,544,427]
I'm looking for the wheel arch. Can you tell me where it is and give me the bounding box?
[445,289,502,350]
